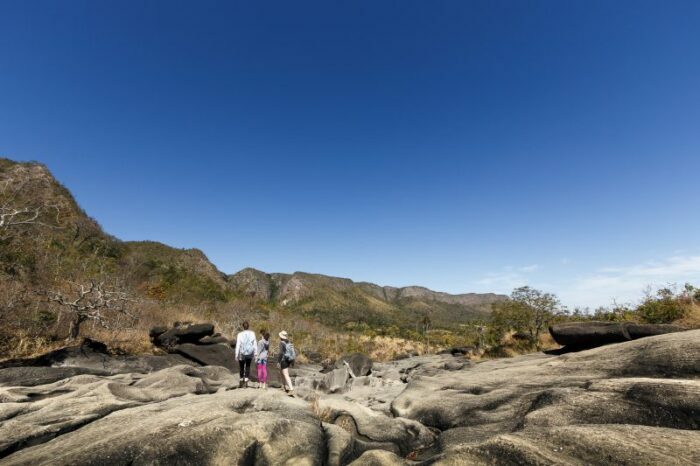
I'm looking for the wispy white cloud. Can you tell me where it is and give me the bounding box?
[475,264,540,289]
[561,254,700,309]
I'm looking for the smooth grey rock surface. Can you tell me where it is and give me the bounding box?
[336,353,373,376]
[1,330,698,465]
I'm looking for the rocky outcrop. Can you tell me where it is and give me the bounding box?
[173,343,237,372]
[336,353,373,377]
[148,322,242,374]
[1,386,322,465]
[0,365,237,459]
[0,338,197,375]
[391,330,700,463]
[227,267,274,300]
[151,323,217,348]
[226,268,506,327]
[0,330,698,465]
[549,321,686,349]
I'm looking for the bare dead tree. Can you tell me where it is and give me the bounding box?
[0,206,41,228]
[47,281,135,340]
[475,324,487,350]
[0,177,63,239]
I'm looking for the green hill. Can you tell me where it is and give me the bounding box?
[230,268,504,329]
[0,157,504,356]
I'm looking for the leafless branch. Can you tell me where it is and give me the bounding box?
[47,281,136,339]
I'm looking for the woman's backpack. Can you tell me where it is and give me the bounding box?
[283,341,296,362]
[241,333,255,356]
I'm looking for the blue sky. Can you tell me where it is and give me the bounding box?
[1,1,699,309]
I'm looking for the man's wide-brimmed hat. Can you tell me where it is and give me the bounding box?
[279,331,288,339]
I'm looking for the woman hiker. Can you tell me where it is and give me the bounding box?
[235,321,257,388]
[256,330,270,389]
[277,330,296,395]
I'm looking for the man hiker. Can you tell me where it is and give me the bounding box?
[235,321,257,388]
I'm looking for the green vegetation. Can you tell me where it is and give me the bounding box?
[0,157,696,361]
[484,283,698,357]
[0,158,502,358]
[491,286,562,349]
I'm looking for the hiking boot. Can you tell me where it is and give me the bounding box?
[238,380,244,389]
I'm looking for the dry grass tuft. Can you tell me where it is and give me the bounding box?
[678,303,700,328]
[1,333,66,360]
[310,397,334,423]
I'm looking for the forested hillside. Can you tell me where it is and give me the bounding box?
[0,158,503,358]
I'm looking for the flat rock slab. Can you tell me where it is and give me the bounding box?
[0,365,237,459]
[2,390,325,466]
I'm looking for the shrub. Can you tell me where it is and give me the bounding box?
[636,288,688,324]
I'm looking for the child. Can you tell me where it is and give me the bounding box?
[256,331,270,389]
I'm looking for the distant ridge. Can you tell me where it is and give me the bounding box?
[229,268,506,328]
[0,157,505,333]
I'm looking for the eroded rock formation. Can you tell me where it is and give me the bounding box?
[549,321,685,350]
[0,330,698,465]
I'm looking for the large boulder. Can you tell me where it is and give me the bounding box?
[294,367,352,394]
[155,323,215,348]
[173,343,237,372]
[335,353,373,377]
[549,321,632,347]
[549,321,686,349]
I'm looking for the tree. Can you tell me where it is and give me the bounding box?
[0,178,62,239]
[421,313,431,352]
[681,283,698,305]
[636,286,687,324]
[47,281,134,340]
[491,286,561,349]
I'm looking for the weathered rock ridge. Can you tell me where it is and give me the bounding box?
[0,330,698,465]
[549,321,686,350]
[229,268,506,307]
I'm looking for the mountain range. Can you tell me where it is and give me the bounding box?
[0,158,505,348]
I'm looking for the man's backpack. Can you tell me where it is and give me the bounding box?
[283,342,296,362]
[241,333,255,356]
